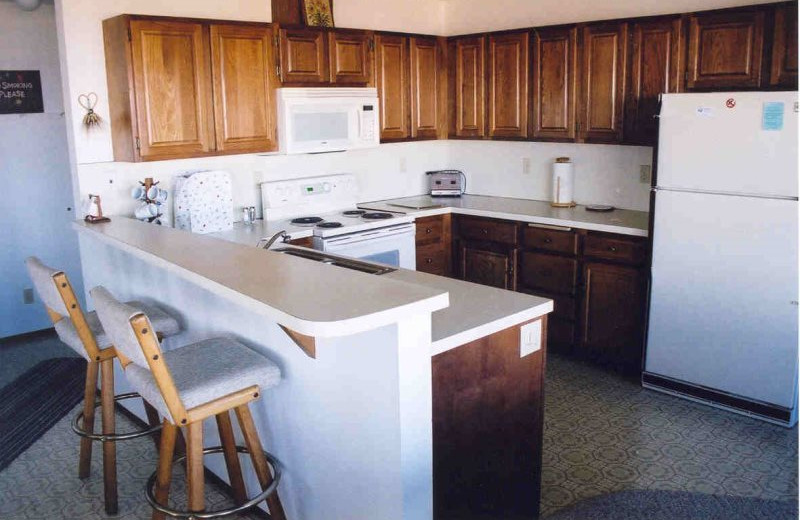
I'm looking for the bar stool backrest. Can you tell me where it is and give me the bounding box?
[91,285,189,424]
[25,256,99,361]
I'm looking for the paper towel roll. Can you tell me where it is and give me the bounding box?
[551,158,575,207]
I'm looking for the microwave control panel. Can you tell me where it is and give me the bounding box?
[359,105,376,141]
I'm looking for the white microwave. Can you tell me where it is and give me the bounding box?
[276,88,380,155]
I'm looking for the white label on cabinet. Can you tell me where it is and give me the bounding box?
[520,320,542,358]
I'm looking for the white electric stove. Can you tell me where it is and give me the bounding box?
[261,174,416,269]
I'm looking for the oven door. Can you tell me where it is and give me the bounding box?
[316,224,416,269]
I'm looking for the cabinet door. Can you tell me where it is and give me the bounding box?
[279,28,328,84]
[487,31,529,138]
[410,37,442,139]
[625,18,683,145]
[452,37,486,137]
[579,22,628,143]
[129,19,214,160]
[532,27,578,140]
[770,3,798,88]
[580,262,645,373]
[210,24,277,154]
[460,243,515,290]
[686,10,765,89]
[329,31,372,84]
[375,34,409,140]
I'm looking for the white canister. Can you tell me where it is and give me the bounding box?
[551,157,576,208]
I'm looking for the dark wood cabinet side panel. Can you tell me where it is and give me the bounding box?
[103,16,138,162]
[433,318,546,519]
[770,2,799,88]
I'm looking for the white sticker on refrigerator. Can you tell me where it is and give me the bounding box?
[696,107,713,117]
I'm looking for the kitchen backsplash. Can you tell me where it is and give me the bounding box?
[75,140,652,224]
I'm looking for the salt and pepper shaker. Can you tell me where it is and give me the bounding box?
[242,206,256,224]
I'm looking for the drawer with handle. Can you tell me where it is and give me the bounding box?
[457,216,518,245]
[519,251,578,295]
[522,224,577,255]
[415,215,445,246]
[583,233,647,265]
[416,243,448,275]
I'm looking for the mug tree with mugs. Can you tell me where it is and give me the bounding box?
[132,177,167,225]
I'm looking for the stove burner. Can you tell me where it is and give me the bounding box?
[362,212,394,220]
[291,216,324,226]
[342,210,366,217]
[317,221,343,229]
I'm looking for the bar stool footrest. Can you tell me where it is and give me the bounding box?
[145,445,282,519]
[72,392,163,442]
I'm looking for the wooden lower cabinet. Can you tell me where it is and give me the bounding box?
[415,214,451,276]
[460,242,516,290]
[433,318,546,519]
[579,261,646,374]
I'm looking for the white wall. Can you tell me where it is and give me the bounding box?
[441,0,781,35]
[447,141,653,211]
[0,1,84,337]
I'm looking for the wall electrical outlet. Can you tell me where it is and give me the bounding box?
[639,165,652,184]
[23,288,34,305]
[522,157,531,175]
[520,320,542,357]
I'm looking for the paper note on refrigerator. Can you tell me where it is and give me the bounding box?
[762,102,784,131]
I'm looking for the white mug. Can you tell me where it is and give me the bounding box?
[146,185,159,200]
[134,202,159,220]
[131,186,145,200]
[152,188,168,203]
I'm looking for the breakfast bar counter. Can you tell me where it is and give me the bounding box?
[74,217,552,520]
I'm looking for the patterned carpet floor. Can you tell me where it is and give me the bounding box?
[0,349,795,519]
[540,354,798,517]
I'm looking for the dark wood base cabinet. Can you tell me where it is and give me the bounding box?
[454,215,649,375]
[433,318,547,519]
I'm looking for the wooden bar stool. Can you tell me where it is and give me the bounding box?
[90,285,286,520]
[25,257,181,514]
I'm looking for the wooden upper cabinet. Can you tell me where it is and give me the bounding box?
[452,36,486,138]
[410,37,442,139]
[625,18,683,145]
[532,26,578,140]
[487,31,529,138]
[279,28,329,84]
[375,34,409,140]
[770,2,798,88]
[686,9,765,89]
[210,24,277,154]
[579,22,628,143]
[128,19,215,161]
[328,31,372,84]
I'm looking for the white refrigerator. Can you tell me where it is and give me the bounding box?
[644,92,799,427]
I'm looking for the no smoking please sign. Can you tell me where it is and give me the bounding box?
[0,71,43,114]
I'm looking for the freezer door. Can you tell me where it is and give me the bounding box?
[646,190,798,408]
[657,92,798,197]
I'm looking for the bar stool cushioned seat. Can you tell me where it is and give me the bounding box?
[55,302,180,360]
[127,337,281,423]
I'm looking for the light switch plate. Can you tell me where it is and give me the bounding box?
[520,320,542,357]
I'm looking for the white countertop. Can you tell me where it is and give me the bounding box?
[211,221,553,354]
[74,218,449,338]
[359,194,649,237]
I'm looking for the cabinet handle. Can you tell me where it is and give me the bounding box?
[608,246,618,252]
[426,228,432,234]
[482,229,488,234]
[426,258,433,264]
[544,238,552,244]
